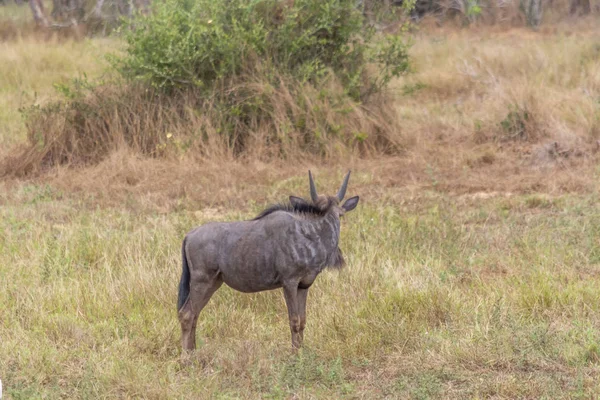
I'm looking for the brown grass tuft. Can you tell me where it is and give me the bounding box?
[2,74,404,177]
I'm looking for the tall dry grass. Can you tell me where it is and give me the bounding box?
[0,36,116,153]
[386,22,600,192]
[397,24,600,141]
[3,73,403,176]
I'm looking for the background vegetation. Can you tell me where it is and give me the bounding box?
[3,0,410,175]
[1,0,600,397]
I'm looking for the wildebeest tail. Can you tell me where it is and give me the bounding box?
[177,236,191,312]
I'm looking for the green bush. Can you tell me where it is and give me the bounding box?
[4,0,412,175]
[113,0,410,100]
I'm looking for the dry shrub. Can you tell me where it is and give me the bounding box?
[1,74,403,177]
[4,85,194,176]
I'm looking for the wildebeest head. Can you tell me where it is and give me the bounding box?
[289,170,360,217]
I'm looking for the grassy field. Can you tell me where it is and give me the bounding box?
[2,182,600,398]
[1,14,600,399]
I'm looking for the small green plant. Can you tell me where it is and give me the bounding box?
[402,81,427,96]
[500,104,531,141]
[584,342,600,363]
[465,0,482,23]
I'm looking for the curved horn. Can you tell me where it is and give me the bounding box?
[337,170,351,201]
[308,170,318,202]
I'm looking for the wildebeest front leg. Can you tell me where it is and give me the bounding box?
[283,284,302,350]
[297,288,308,347]
[179,275,222,352]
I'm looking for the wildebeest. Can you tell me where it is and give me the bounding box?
[177,170,359,351]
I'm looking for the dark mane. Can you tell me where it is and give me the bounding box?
[253,201,329,220]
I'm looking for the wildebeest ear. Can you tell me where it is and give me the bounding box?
[341,196,359,212]
[289,196,310,208]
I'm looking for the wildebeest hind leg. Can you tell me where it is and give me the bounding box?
[283,284,302,350]
[179,274,222,352]
[297,288,308,347]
